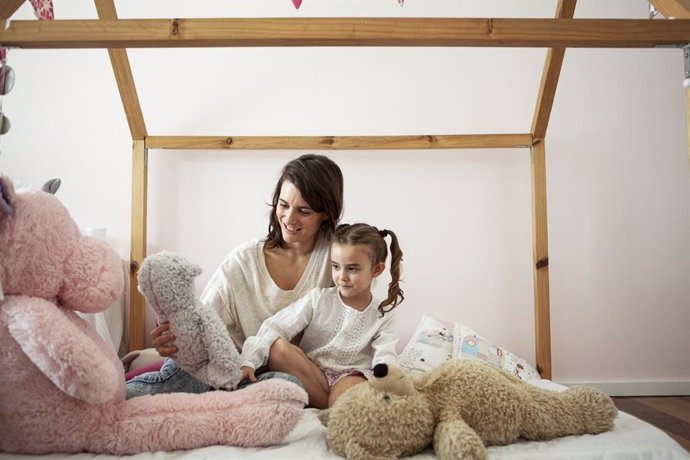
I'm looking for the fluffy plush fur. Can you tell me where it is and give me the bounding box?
[319,359,618,460]
[138,251,241,390]
[0,175,308,455]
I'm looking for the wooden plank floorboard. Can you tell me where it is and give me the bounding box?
[636,396,690,424]
[613,396,690,453]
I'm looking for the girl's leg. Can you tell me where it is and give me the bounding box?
[126,358,212,399]
[328,374,366,407]
[267,338,329,409]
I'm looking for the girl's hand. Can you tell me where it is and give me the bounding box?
[151,322,178,358]
[240,366,257,383]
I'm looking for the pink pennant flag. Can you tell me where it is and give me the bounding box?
[30,0,54,20]
[292,0,302,9]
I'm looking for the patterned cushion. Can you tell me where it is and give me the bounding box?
[452,323,541,381]
[398,315,453,375]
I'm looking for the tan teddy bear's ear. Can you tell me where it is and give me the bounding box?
[412,368,442,391]
[370,363,418,397]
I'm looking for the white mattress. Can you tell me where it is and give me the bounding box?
[2,380,688,460]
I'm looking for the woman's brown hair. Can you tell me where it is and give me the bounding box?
[266,154,344,249]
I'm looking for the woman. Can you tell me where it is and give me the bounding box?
[126,154,344,398]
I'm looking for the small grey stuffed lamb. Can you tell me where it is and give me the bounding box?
[137,251,241,390]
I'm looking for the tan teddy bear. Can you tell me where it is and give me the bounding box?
[319,359,618,460]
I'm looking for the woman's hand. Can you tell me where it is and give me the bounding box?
[240,366,257,383]
[151,322,178,358]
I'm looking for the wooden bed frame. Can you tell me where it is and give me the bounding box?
[2,0,689,380]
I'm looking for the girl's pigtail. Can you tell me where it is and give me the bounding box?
[378,229,404,316]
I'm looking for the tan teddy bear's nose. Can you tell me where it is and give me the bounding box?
[373,363,388,378]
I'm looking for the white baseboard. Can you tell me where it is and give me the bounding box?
[558,381,690,396]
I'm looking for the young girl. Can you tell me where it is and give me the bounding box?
[239,223,404,409]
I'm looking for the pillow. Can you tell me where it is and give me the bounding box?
[122,348,165,381]
[452,323,541,381]
[124,360,164,381]
[398,315,453,375]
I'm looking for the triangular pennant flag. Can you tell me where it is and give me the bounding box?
[30,0,54,20]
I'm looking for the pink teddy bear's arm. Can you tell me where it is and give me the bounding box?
[2,297,123,404]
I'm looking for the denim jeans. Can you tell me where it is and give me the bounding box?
[126,358,303,399]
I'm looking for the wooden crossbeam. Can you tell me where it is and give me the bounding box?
[1,18,690,49]
[145,134,534,150]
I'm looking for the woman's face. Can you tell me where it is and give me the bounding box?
[275,180,325,246]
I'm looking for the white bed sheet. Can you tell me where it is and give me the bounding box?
[2,380,688,460]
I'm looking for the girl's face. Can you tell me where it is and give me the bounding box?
[276,180,325,246]
[331,243,385,309]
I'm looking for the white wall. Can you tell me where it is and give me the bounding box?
[3,1,689,390]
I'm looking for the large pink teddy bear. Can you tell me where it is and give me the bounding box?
[0,175,308,455]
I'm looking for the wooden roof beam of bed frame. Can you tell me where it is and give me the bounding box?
[145,134,535,150]
[94,0,147,141]
[650,0,690,19]
[531,0,576,141]
[0,0,24,20]
[1,18,690,49]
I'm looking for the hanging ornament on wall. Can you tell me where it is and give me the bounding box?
[0,63,15,96]
[0,0,54,153]
[648,4,660,19]
[0,57,13,137]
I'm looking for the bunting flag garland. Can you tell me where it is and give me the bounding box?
[290,0,403,10]
[30,0,55,20]
[0,0,53,148]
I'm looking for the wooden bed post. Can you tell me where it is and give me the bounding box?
[95,0,149,352]
[129,140,148,352]
[530,141,552,380]
[526,0,573,379]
